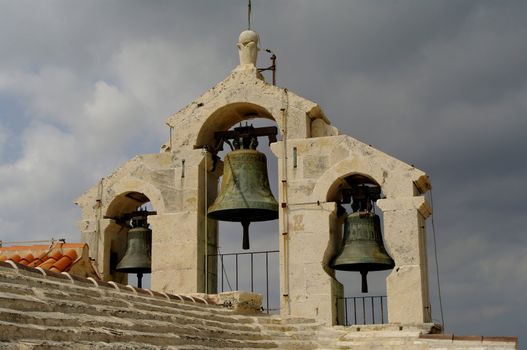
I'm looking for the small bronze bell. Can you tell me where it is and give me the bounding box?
[116,215,152,288]
[331,211,394,293]
[208,135,278,250]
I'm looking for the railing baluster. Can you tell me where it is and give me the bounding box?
[205,250,279,313]
[344,298,348,326]
[220,254,224,292]
[335,296,388,326]
[381,296,385,324]
[371,297,375,324]
[235,254,239,291]
[266,252,269,313]
[353,297,357,325]
[250,253,254,292]
[362,297,366,325]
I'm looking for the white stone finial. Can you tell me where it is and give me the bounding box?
[237,30,259,66]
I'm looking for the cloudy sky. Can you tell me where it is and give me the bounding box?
[0,0,526,342]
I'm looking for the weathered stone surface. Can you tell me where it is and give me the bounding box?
[0,265,517,349]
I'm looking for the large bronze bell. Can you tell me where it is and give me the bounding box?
[116,215,152,287]
[331,211,394,293]
[208,137,278,250]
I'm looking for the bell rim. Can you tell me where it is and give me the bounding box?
[208,207,278,222]
[115,267,152,273]
[330,260,395,272]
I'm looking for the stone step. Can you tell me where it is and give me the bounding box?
[0,321,279,349]
[257,322,322,332]
[272,339,320,350]
[256,316,318,325]
[0,287,262,333]
[0,277,236,318]
[0,307,269,343]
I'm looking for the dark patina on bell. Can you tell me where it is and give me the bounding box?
[116,215,152,287]
[208,137,278,250]
[331,211,394,293]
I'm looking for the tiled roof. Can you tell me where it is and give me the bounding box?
[0,242,85,274]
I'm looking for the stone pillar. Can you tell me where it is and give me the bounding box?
[377,196,432,324]
[150,151,219,294]
[79,218,127,283]
[281,202,343,325]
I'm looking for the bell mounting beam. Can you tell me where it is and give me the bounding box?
[211,125,277,154]
[104,210,157,225]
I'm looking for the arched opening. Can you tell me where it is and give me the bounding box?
[198,103,280,312]
[104,191,155,288]
[195,102,276,149]
[327,174,394,325]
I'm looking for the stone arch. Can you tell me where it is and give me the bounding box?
[313,160,387,204]
[102,177,163,284]
[195,102,278,149]
[105,175,166,216]
[315,162,395,311]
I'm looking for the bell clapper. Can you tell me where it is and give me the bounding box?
[137,272,143,289]
[207,125,279,250]
[330,183,394,295]
[112,210,155,288]
[242,220,251,250]
[360,270,368,293]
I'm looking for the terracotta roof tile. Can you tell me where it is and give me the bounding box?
[28,251,49,267]
[39,258,57,270]
[64,249,78,261]
[18,253,35,266]
[10,254,21,263]
[48,249,63,261]
[50,255,74,273]
[0,242,99,278]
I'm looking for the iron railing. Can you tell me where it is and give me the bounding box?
[337,295,388,326]
[206,250,279,313]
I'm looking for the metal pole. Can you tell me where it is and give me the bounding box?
[362,298,366,325]
[266,252,269,313]
[250,253,254,292]
[344,298,348,326]
[353,298,357,325]
[220,255,224,292]
[380,297,385,323]
[371,297,375,324]
[235,254,239,290]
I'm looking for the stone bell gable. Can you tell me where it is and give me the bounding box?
[270,134,432,324]
[75,149,217,291]
[75,28,433,327]
[161,66,338,153]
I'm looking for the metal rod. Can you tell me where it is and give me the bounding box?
[0,239,66,245]
[207,249,279,257]
[235,254,239,290]
[250,253,254,292]
[371,297,375,324]
[380,297,384,324]
[220,255,224,292]
[266,252,269,313]
[362,298,366,325]
[344,298,348,326]
[353,298,357,325]
[203,148,208,294]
